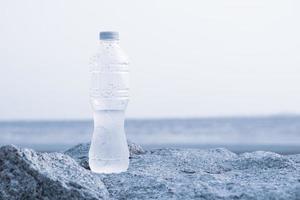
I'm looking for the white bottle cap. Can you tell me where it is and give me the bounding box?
[99,31,119,40]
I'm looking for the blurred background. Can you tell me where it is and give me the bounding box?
[0,0,300,153]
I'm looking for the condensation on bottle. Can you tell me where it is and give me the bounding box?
[89,31,130,173]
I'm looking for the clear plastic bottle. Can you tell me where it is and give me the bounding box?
[89,32,129,173]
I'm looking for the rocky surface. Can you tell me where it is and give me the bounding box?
[64,141,145,170]
[0,145,109,200]
[67,144,300,200]
[1,142,300,200]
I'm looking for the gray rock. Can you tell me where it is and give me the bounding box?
[127,140,146,156]
[66,144,300,200]
[0,145,109,200]
[64,141,145,170]
[2,142,299,200]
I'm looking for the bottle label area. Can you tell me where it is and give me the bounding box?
[90,63,129,110]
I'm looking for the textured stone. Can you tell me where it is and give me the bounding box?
[2,142,300,200]
[127,140,146,156]
[64,141,145,170]
[66,144,300,200]
[0,145,109,200]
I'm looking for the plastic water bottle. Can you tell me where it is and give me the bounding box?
[89,31,130,173]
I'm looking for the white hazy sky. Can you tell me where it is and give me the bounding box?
[0,0,300,120]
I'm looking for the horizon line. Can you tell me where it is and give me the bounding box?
[0,113,299,122]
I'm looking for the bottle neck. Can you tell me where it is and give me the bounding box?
[99,39,119,44]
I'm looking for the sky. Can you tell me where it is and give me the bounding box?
[0,0,300,120]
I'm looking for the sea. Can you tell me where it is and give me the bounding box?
[0,115,300,154]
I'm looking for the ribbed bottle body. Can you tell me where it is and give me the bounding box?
[89,35,129,173]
